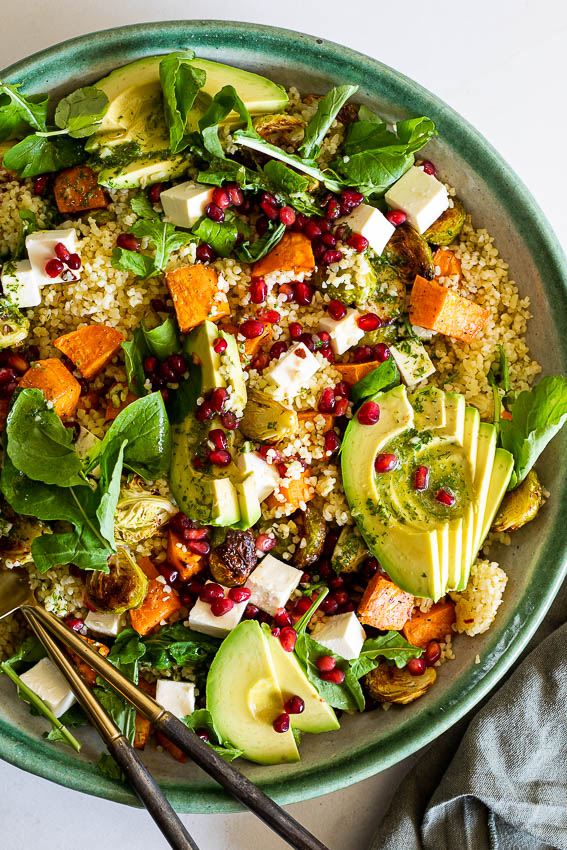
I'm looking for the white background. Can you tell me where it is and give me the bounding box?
[1,2,566,848]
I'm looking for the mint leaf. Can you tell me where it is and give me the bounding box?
[159,51,205,154]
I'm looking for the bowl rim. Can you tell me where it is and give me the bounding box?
[1,19,566,813]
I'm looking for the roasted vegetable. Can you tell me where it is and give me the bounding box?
[383,224,434,286]
[54,324,125,380]
[365,661,436,704]
[253,232,315,278]
[209,528,258,587]
[423,198,466,246]
[165,265,230,333]
[293,505,326,569]
[265,466,314,513]
[409,275,490,343]
[256,518,298,559]
[402,600,456,648]
[492,469,544,532]
[0,518,49,568]
[0,300,29,349]
[322,256,377,306]
[85,548,148,614]
[19,357,81,418]
[240,388,298,443]
[358,574,414,630]
[331,526,367,573]
[130,579,181,636]
[115,480,177,544]
[253,113,302,139]
[367,259,406,321]
[360,322,399,347]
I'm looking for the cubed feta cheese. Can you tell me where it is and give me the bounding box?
[385,166,449,233]
[264,342,320,400]
[160,181,213,229]
[1,260,41,308]
[19,657,76,718]
[25,229,81,284]
[390,338,436,386]
[155,679,195,719]
[319,307,364,356]
[312,612,366,660]
[188,582,248,638]
[84,610,125,637]
[340,203,395,256]
[236,450,280,502]
[245,554,302,616]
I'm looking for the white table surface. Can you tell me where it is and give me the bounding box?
[1,2,566,848]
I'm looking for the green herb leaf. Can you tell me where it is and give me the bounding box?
[168,361,202,425]
[2,133,85,177]
[235,221,285,263]
[294,631,364,711]
[96,753,123,781]
[130,217,193,274]
[198,85,253,160]
[110,624,220,672]
[142,316,180,360]
[159,51,205,154]
[191,215,239,257]
[96,439,127,549]
[130,193,160,221]
[350,357,400,405]
[349,632,423,679]
[13,209,37,260]
[0,81,48,134]
[1,634,46,670]
[54,86,109,138]
[343,121,399,156]
[299,84,358,159]
[111,246,156,279]
[182,709,243,761]
[121,327,149,396]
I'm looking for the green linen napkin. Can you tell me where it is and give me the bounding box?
[370,583,567,850]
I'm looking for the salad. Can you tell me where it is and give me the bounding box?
[0,50,565,770]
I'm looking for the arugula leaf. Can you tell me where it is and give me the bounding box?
[159,51,205,154]
[110,624,220,672]
[1,634,46,669]
[343,121,399,156]
[6,388,87,487]
[350,357,400,405]
[3,133,85,178]
[13,209,37,260]
[191,216,239,258]
[96,753,123,781]
[198,85,252,160]
[235,221,285,263]
[130,217,193,274]
[168,361,202,425]
[262,160,310,195]
[111,247,155,280]
[349,632,423,679]
[130,193,160,221]
[96,439,126,548]
[396,117,437,153]
[121,327,148,396]
[358,104,381,123]
[334,148,414,197]
[0,81,48,134]
[54,86,109,138]
[500,375,567,488]
[299,84,358,159]
[182,709,243,761]
[142,316,180,360]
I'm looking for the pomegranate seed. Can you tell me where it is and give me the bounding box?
[319,233,336,250]
[206,203,225,223]
[322,597,339,615]
[333,590,349,606]
[256,533,277,553]
[270,342,288,360]
[289,322,303,340]
[116,233,140,252]
[228,587,251,603]
[151,298,166,313]
[421,160,436,176]
[293,597,313,616]
[209,429,228,451]
[45,258,63,278]
[316,331,330,345]
[65,617,85,633]
[226,183,244,206]
[279,206,296,226]
[170,512,191,534]
[188,540,211,556]
[414,465,430,491]
[243,603,260,620]
[362,557,378,580]
[318,387,336,414]
[210,386,229,413]
[168,354,186,376]
[196,243,215,262]
[196,401,214,422]
[182,527,209,541]
[312,240,327,262]
[240,319,265,339]
[274,608,292,628]
[424,640,441,667]
[221,411,238,430]
[0,367,17,385]
[261,198,280,220]
[158,563,178,585]
[7,353,28,374]
[318,560,332,579]
[357,313,382,332]
[271,627,281,637]
[249,278,267,304]
[324,430,340,454]
[321,668,345,684]
[256,215,270,236]
[53,242,70,263]
[279,627,297,652]
[338,602,356,614]
[322,249,343,265]
[213,337,227,354]
[66,253,81,271]
[435,488,456,507]
[335,397,349,416]
[357,401,380,425]
[374,343,391,363]
[374,453,398,473]
[334,381,350,399]
[293,282,314,306]
[211,597,234,617]
[185,578,204,595]
[316,655,336,673]
[341,189,364,208]
[276,283,293,303]
[334,223,351,242]
[32,175,49,195]
[347,233,369,253]
[195,728,210,742]
[304,221,322,240]
[325,198,341,221]
[209,449,231,466]
[328,299,347,321]
[386,209,407,226]
[298,333,315,352]
[407,657,426,676]
[258,308,280,324]
[329,576,344,590]
[352,345,373,363]
[200,583,224,602]
[148,183,164,205]
[292,213,309,232]
[284,695,305,715]
[159,362,176,381]
[212,187,231,208]
[273,712,290,733]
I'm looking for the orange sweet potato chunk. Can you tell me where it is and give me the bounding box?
[357,574,414,631]
[104,383,138,420]
[219,319,272,359]
[167,529,206,581]
[67,637,110,686]
[130,578,181,636]
[53,166,109,214]
[409,275,489,343]
[134,679,156,750]
[252,232,315,278]
[402,600,456,648]
[166,264,230,333]
[335,361,381,387]
[433,247,462,280]
[138,556,159,580]
[19,357,81,418]
[156,731,187,763]
[265,467,314,513]
[54,324,125,380]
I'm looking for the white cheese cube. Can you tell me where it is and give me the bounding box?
[155,679,195,719]
[264,342,320,400]
[1,260,41,308]
[84,610,125,637]
[319,307,364,356]
[236,450,280,502]
[25,228,81,284]
[385,166,449,233]
[312,612,366,660]
[245,554,303,616]
[390,338,436,386]
[160,181,213,229]
[340,203,395,256]
[188,582,248,638]
[19,657,76,718]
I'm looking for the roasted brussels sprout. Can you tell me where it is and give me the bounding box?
[383,224,434,286]
[253,113,302,139]
[293,505,327,570]
[0,518,49,568]
[240,389,298,443]
[492,469,544,533]
[423,198,466,246]
[256,518,298,559]
[85,548,148,614]
[331,526,367,574]
[323,257,377,307]
[361,322,399,347]
[0,300,29,349]
[209,528,258,587]
[365,662,436,704]
[114,479,177,544]
[367,259,406,321]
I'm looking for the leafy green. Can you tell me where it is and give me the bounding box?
[298,84,358,159]
[54,86,109,138]
[159,51,205,154]
[110,624,220,672]
[168,362,202,425]
[96,752,123,781]
[198,85,252,160]
[130,193,160,221]
[95,439,127,549]
[191,216,239,257]
[0,81,48,138]
[488,344,514,432]
[3,133,85,178]
[111,248,155,279]
[1,634,46,670]
[235,221,285,263]
[500,375,567,488]
[94,636,139,780]
[142,316,180,361]
[182,709,243,761]
[121,327,148,396]
[350,357,400,405]
[13,209,37,260]
[349,632,423,679]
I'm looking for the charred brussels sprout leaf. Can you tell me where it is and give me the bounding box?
[367,258,406,321]
[0,300,29,348]
[85,548,148,614]
[423,198,466,246]
[209,528,258,586]
[364,661,436,704]
[331,526,368,574]
[492,469,544,532]
[115,480,177,544]
[293,505,327,569]
[382,223,434,286]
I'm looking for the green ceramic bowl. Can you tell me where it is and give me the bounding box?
[1,21,566,813]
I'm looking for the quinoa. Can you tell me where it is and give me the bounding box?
[450,560,508,636]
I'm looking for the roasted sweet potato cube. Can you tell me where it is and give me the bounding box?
[297,411,335,432]
[67,637,109,686]
[409,275,489,343]
[357,574,414,631]
[167,529,206,581]
[252,232,315,278]
[402,600,456,648]
[19,357,81,418]
[265,467,314,513]
[54,324,124,380]
[166,264,230,333]
[130,578,182,636]
[335,361,382,387]
[104,383,138,420]
[134,678,156,749]
[53,166,109,214]
[156,731,187,763]
[137,556,159,580]
[433,248,462,280]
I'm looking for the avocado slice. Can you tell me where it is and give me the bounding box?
[476,448,514,554]
[410,386,446,431]
[234,475,261,530]
[97,154,188,190]
[206,621,300,764]
[184,321,247,412]
[265,630,340,734]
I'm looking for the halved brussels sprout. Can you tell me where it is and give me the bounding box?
[361,322,399,347]
[209,528,258,587]
[0,518,49,568]
[423,198,466,246]
[322,258,377,307]
[0,300,29,349]
[85,547,148,614]
[240,389,298,443]
[492,469,544,533]
[256,518,298,559]
[365,662,436,704]
[367,259,406,322]
[293,505,327,570]
[331,526,367,574]
[253,113,302,139]
[383,224,434,286]
[114,479,177,545]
